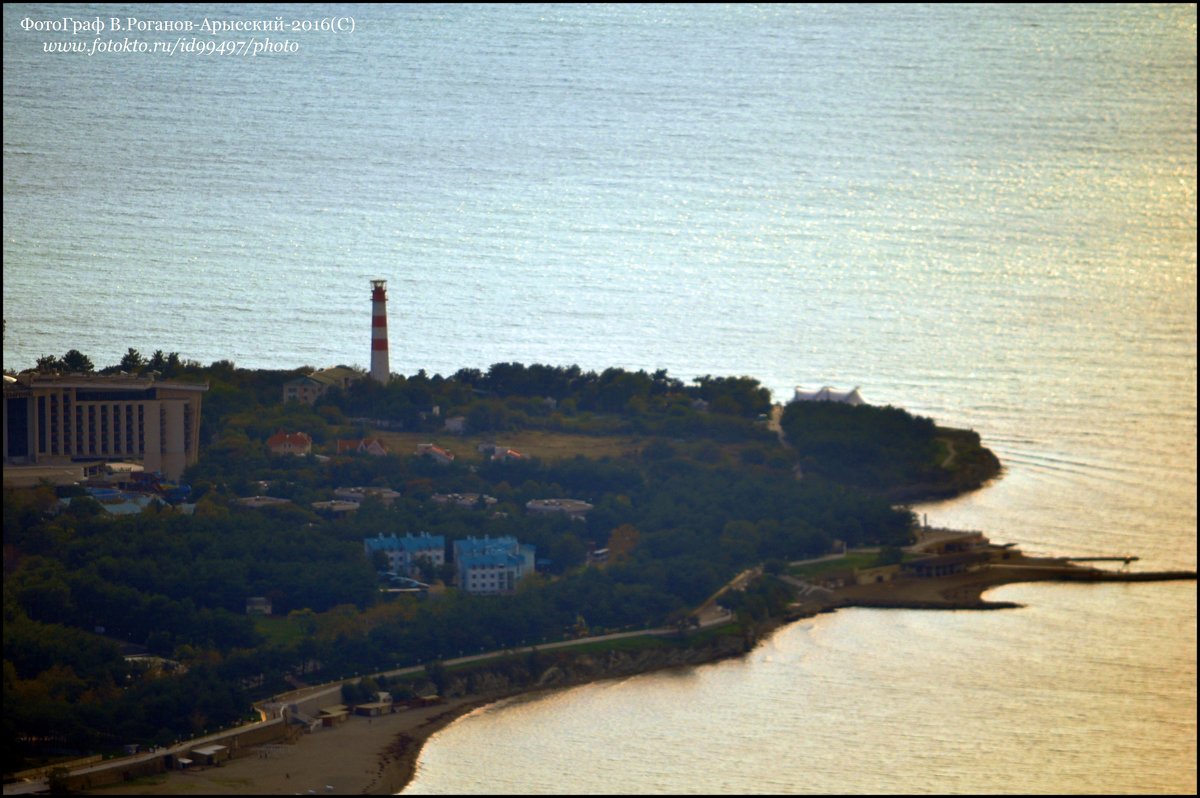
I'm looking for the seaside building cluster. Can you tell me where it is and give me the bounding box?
[362,533,537,595]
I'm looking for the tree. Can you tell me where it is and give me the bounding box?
[288,608,318,638]
[424,660,449,695]
[60,349,94,373]
[410,555,442,583]
[370,550,391,573]
[119,348,146,373]
[607,524,640,562]
[875,546,904,567]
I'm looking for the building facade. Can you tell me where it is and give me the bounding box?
[282,366,360,405]
[3,373,207,481]
[453,536,536,595]
[364,532,445,577]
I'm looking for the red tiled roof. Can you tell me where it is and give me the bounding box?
[416,443,454,460]
[267,431,312,448]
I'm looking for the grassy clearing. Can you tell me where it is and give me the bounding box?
[788,551,920,580]
[788,552,881,579]
[253,615,304,647]
[369,429,644,463]
[679,621,742,643]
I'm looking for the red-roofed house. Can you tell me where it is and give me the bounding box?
[415,443,455,465]
[336,438,389,456]
[267,431,312,456]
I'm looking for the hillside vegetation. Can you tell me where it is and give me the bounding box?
[3,356,997,772]
[780,401,1000,499]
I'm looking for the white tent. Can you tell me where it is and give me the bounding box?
[791,386,866,405]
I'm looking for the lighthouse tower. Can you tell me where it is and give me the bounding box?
[370,280,390,384]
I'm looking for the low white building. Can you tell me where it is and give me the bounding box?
[431,492,497,509]
[526,498,593,519]
[334,486,402,506]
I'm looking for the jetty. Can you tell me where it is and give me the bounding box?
[784,528,1195,615]
[1061,556,1138,563]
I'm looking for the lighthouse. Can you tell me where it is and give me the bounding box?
[370,279,390,384]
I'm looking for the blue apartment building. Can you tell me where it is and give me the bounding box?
[363,532,445,577]
[453,535,536,595]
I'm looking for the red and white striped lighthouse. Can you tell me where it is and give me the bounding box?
[370,279,390,384]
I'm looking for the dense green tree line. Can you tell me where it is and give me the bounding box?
[780,401,944,490]
[11,351,776,443]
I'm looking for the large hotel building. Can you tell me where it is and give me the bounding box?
[3,373,208,482]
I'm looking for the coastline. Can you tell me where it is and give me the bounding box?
[80,691,520,796]
[813,554,1197,617]
[80,554,1195,797]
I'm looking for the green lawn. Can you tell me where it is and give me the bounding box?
[252,615,305,646]
[370,429,644,463]
[787,552,881,579]
[788,550,921,580]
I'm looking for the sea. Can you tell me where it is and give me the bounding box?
[3,4,1195,794]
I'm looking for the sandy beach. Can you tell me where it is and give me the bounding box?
[83,692,516,796]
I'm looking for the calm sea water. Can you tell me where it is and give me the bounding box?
[3,4,1196,793]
